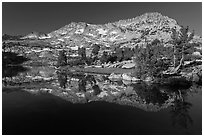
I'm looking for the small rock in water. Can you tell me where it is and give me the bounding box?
[122,80,132,85]
[122,74,132,81]
[132,77,140,81]
[108,73,122,80]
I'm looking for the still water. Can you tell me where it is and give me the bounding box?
[2,66,202,135]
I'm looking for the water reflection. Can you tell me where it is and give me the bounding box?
[171,99,193,129]
[3,52,30,78]
[3,65,29,78]
[2,52,30,87]
[2,66,201,131]
[54,70,198,117]
[57,71,67,89]
[131,83,169,106]
[169,86,194,129]
[3,52,29,66]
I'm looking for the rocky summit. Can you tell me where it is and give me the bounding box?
[21,12,202,49]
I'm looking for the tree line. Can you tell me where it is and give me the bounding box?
[56,26,201,80]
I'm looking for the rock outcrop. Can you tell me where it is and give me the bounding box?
[20,12,201,50]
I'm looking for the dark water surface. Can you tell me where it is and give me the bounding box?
[2,66,202,135]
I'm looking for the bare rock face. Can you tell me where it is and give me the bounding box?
[48,12,181,47]
[21,32,48,39]
[21,12,201,49]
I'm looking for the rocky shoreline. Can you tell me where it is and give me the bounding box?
[58,63,202,85]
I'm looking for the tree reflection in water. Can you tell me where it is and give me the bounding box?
[3,65,29,78]
[170,87,193,129]
[2,62,201,134]
[171,99,193,129]
[77,74,102,95]
[78,74,87,92]
[56,71,196,130]
[131,83,169,106]
[85,75,102,95]
[57,71,67,89]
[58,72,102,96]
[2,52,30,87]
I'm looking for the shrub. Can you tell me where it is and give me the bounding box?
[115,47,123,61]
[100,51,109,64]
[123,47,134,60]
[92,44,100,56]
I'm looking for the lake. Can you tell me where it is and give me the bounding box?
[2,66,202,135]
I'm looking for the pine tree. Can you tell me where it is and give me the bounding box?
[123,47,134,60]
[171,26,194,73]
[92,44,100,56]
[115,47,123,61]
[57,71,67,89]
[100,51,108,64]
[56,50,67,67]
[78,47,86,59]
[134,41,170,79]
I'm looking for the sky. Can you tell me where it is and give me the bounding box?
[2,2,202,36]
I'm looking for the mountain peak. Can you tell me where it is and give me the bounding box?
[21,12,201,48]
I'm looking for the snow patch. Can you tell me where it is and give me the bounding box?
[192,51,201,56]
[110,30,118,34]
[109,37,117,41]
[31,49,42,53]
[43,48,51,51]
[70,54,79,57]
[40,88,52,92]
[75,28,84,34]
[61,31,67,35]
[110,91,119,95]
[71,78,79,81]
[87,33,96,37]
[58,38,64,42]
[70,46,78,51]
[63,92,68,95]
[39,35,51,39]
[97,28,108,35]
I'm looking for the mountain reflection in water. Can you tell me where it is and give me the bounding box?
[2,66,202,134]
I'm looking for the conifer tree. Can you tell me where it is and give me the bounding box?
[134,41,170,79]
[56,50,67,67]
[100,51,108,64]
[78,47,86,59]
[171,26,194,73]
[115,47,123,61]
[92,44,100,56]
